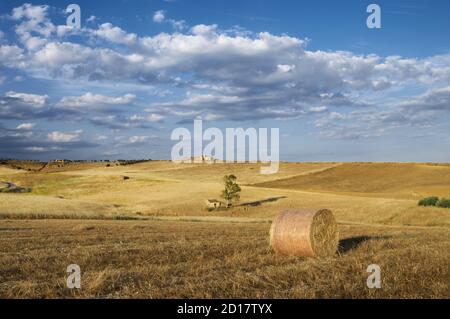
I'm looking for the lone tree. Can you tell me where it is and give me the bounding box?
[221,175,241,208]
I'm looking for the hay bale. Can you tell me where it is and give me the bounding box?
[270,209,338,257]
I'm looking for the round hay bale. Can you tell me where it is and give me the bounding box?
[270,209,338,257]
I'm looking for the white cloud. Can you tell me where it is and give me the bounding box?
[11,3,48,22]
[90,114,153,129]
[12,3,55,44]
[191,24,218,35]
[0,91,52,119]
[94,134,108,141]
[397,86,450,110]
[25,146,46,153]
[57,93,136,108]
[169,19,186,31]
[309,106,328,113]
[152,10,185,30]
[277,64,295,73]
[24,146,64,153]
[47,130,83,143]
[5,91,49,107]
[93,23,137,45]
[12,12,448,104]
[147,114,165,122]
[16,123,35,130]
[25,146,47,153]
[312,86,450,140]
[4,3,450,130]
[0,45,25,67]
[128,135,151,144]
[153,10,165,23]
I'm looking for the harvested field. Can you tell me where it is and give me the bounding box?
[0,161,449,298]
[0,219,449,299]
[255,163,450,199]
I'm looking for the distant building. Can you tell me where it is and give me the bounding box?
[175,155,219,164]
[205,199,224,209]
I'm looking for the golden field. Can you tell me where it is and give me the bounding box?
[0,161,449,298]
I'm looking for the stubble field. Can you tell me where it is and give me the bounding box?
[0,161,449,298]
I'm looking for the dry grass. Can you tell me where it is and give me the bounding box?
[255,162,450,199]
[0,161,449,298]
[2,161,449,227]
[0,219,448,299]
[0,160,107,173]
[0,194,124,219]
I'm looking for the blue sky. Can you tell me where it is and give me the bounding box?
[0,0,450,161]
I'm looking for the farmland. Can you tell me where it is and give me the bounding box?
[0,161,449,298]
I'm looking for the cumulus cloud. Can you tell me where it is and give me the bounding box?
[7,5,449,94]
[16,123,36,130]
[191,24,218,36]
[87,15,97,23]
[5,91,48,107]
[0,45,25,67]
[2,3,450,147]
[313,86,450,140]
[0,91,53,120]
[57,93,137,109]
[93,23,137,45]
[128,135,152,144]
[47,130,83,143]
[309,106,328,113]
[146,113,165,122]
[153,10,165,23]
[9,17,448,123]
[90,114,153,129]
[169,19,186,31]
[94,134,108,141]
[25,146,62,153]
[11,4,55,50]
[11,3,49,22]
[397,86,450,111]
[0,126,95,157]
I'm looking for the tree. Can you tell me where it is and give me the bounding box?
[418,196,439,207]
[221,175,241,208]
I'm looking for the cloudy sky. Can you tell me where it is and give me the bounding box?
[0,0,450,161]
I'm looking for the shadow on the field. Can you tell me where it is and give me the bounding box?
[239,196,287,207]
[338,236,392,254]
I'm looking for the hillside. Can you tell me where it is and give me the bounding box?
[1,160,450,298]
[254,163,450,200]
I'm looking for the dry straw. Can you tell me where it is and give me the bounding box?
[270,209,338,257]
